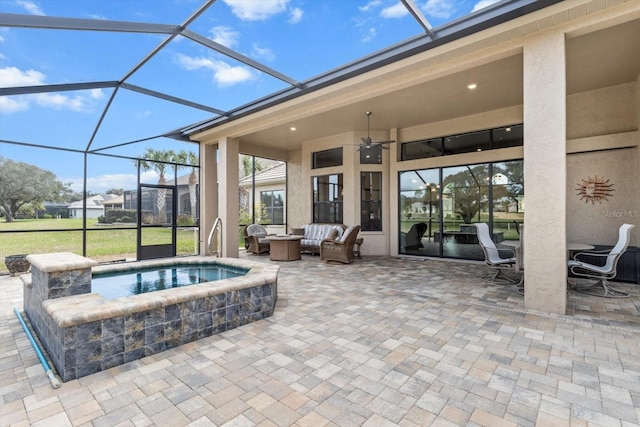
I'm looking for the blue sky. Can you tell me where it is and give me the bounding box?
[0,0,498,193]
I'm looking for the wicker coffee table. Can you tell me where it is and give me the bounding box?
[267,235,303,261]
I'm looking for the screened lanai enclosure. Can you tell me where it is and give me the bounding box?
[0,1,302,270]
[2,0,539,271]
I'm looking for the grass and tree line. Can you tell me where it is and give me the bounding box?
[1,150,272,271]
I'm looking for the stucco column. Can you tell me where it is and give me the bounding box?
[523,30,567,314]
[199,143,218,255]
[218,137,240,257]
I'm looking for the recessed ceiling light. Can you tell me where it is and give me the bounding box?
[467,83,477,90]
[290,127,296,131]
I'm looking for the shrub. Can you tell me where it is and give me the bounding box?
[177,215,195,226]
[105,209,138,223]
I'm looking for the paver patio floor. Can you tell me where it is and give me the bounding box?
[1,254,639,426]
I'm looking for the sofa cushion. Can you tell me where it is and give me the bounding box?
[300,224,345,252]
[303,224,344,241]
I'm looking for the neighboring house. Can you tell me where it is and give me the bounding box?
[102,195,123,210]
[68,194,117,219]
[40,202,70,218]
[122,172,199,219]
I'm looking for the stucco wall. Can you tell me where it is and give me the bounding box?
[286,149,306,231]
[565,80,639,247]
[567,82,637,140]
[566,147,639,247]
[295,131,392,255]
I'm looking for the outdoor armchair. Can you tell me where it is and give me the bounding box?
[244,224,272,254]
[320,225,361,264]
[568,223,634,298]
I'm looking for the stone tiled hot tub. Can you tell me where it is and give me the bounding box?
[23,253,279,382]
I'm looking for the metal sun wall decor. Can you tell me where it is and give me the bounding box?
[575,175,615,204]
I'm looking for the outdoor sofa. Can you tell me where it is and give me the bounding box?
[300,223,346,255]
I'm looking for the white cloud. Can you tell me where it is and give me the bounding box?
[0,66,46,86]
[64,173,139,193]
[421,0,456,19]
[251,43,275,62]
[381,2,408,18]
[89,88,105,99]
[0,66,105,113]
[288,7,303,24]
[222,0,289,21]
[16,0,45,16]
[472,0,501,12]
[0,96,29,113]
[209,25,240,48]
[362,27,376,43]
[175,53,254,87]
[135,110,152,119]
[359,0,383,12]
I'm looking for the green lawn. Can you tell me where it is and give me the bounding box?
[0,219,200,272]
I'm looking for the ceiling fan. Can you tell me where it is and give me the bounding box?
[357,111,395,151]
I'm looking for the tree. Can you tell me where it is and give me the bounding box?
[0,157,70,222]
[138,148,176,221]
[443,165,490,224]
[176,150,199,221]
[106,188,123,196]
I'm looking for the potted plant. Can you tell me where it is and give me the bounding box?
[5,254,30,275]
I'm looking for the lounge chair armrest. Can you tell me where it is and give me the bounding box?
[572,250,608,261]
[320,238,344,247]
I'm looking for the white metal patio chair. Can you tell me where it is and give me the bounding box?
[475,223,519,285]
[568,223,635,298]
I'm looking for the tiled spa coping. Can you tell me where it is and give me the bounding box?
[42,257,279,328]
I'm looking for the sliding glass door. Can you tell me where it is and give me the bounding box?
[399,160,523,261]
[442,164,489,260]
[399,169,441,257]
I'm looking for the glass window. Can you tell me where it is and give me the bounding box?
[492,160,524,241]
[360,172,382,231]
[359,145,383,164]
[402,138,443,160]
[400,124,523,161]
[312,148,343,169]
[492,124,523,149]
[260,190,284,225]
[313,174,343,223]
[444,130,490,155]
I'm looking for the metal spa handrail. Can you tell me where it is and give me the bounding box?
[207,217,222,257]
